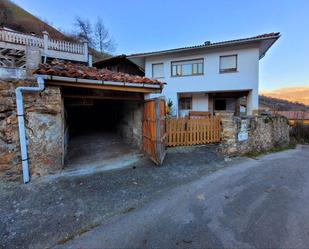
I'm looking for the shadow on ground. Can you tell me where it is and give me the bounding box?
[0,145,227,249]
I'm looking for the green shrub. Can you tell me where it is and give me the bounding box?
[290,121,309,144]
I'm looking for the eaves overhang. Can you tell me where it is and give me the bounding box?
[35,74,164,94]
[128,33,281,60]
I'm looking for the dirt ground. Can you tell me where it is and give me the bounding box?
[0,145,229,249]
[64,131,142,172]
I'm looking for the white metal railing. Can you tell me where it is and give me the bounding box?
[0,28,87,57]
[0,29,43,47]
[48,37,84,54]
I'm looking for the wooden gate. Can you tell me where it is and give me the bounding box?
[143,98,167,165]
[166,116,221,146]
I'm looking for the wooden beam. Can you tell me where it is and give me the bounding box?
[63,94,143,101]
[46,80,162,93]
[208,91,249,98]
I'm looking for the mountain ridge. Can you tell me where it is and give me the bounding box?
[0,0,67,39]
[261,86,309,105]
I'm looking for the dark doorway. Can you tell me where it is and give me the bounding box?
[62,87,144,171]
[66,99,123,136]
[214,99,227,111]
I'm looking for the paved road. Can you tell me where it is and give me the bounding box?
[57,145,309,249]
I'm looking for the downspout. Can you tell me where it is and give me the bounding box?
[15,76,45,183]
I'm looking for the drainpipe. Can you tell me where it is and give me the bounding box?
[15,77,45,183]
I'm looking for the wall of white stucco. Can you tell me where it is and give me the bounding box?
[142,45,260,115]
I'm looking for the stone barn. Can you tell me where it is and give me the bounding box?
[1,61,164,182]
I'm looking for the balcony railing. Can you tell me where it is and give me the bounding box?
[0,28,88,62]
[0,29,44,48]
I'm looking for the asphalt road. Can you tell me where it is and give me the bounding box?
[57,145,309,249]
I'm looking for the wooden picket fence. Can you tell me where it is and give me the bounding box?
[166,116,221,146]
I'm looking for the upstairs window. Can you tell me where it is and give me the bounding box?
[152,63,164,79]
[171,59,204,77]
[220,55,237,73]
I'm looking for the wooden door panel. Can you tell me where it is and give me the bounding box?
[143,98,166,165]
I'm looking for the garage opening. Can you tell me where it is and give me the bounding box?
[62,87,144,171]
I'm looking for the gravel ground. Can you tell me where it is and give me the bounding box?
[0,145,229,249]
[55,145,309,249]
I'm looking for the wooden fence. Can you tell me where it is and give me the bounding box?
[166,116,221,146]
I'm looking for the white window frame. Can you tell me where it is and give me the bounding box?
[152,63,164,79]
[219,55,238,73]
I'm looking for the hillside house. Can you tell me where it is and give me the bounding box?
[128,33,280,117]
[0,28,285,184]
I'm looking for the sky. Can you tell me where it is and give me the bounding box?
[12,0,309,91]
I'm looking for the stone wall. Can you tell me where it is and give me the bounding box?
[0,79,64,181]
[217,111,290,155]
[117,101,143,149]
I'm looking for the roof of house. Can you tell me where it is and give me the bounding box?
[128,32,280,59]
[33,61,162,86]
[93,54,126,65]
[93,54,144,75]
[93,54,134,66]
[277,111,309,120]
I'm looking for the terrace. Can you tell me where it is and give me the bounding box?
[0,28,90,79]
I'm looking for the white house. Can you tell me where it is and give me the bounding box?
[128,33,280,116]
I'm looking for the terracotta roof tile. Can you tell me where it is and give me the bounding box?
[34,61,163,86]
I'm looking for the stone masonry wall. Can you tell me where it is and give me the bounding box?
[117,102,143,149]
[216,111,290,155]
[0,80,64,181]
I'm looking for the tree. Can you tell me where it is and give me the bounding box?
[0,9,8,27]
[94,17,115,53]
[74,16,94,47]
[166,99,174,116]
[73,16,116,54]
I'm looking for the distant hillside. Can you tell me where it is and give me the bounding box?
[0,0,67,39]
[259,95,309,111]
[0,0,108,61]
[261,87,309,106]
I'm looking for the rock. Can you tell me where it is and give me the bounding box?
[218,111,290,155]
[0,80,63,182]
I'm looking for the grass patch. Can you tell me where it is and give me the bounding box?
[56,222,100,245]
[122,206,136,214]
[246,143,297,158]
[56,206,137,246]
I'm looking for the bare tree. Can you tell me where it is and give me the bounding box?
[74,16,94,47]
[94,17,115,53]
[0,9,8,27]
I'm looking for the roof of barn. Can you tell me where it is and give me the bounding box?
[34,61,162,86]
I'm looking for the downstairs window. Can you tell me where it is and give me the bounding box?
[179,97,192,110]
